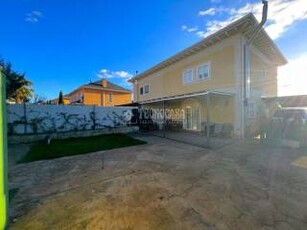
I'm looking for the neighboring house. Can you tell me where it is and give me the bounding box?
[129,13,287,138]
[262,95,307,108]
[262,94,307,117]
[67,79,131,106]
[50,96,70,105]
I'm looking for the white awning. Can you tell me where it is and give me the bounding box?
[139,90,234,104]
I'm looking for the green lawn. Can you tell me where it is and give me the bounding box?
[19,134,146,163]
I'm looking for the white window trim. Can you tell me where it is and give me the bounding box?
[144,84,150,94]
[140,84,150,95]
[197,61,211,82]
[182,68,194,85]
[262,67,267,80]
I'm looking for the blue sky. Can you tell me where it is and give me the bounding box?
[1,0,307,99]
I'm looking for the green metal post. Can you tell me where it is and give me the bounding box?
[0,67,8,229]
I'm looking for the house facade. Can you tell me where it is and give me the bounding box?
[129,13,287,138]
[67,79,131,106]
[51,96,70,105]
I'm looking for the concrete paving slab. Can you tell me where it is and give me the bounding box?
[8,136,307,230]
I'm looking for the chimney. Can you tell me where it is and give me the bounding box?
[102,79,108,87]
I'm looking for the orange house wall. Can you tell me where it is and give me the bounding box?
[83,91,101,106]
[104,91,131,106]
[80,88,131,106]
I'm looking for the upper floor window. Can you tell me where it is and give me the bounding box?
[183,69,194,84]
[109,92,113,102]
[197,63,210,81]
[140,85,149,95]
[261,68,267,79]
[144,85,150,94]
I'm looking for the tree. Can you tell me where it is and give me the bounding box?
[58,91,64,105]
[33,94,47,104]
[0,59,33,103]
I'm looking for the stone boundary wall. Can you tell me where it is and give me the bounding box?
[7,104,138,142]
[8,126,139,144]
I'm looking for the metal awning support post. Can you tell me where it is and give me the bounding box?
[206,93,211,147]
[163,100,166,138]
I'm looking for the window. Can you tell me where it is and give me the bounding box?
[109,92,113,102]
[183,69,194,84]
[254,68,267,80]
[144,85,150,94]
[140,85,149,95]
[261,68,267,79]
[197,63,210,80]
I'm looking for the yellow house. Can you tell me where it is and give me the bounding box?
[129,13,287,138]
[67,79,132,106]
[50,96,70,105]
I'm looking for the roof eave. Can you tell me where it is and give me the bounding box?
[130,13,254,82]
[130,13,287,82]
[260,27,288,65]
[83,85,131,93]
[67,86,85,97]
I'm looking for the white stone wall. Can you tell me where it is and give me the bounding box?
[7,104,135,135]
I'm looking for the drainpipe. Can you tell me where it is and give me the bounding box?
[243,0,268,138]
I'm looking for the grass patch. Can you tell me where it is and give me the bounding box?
[19,134,146,163]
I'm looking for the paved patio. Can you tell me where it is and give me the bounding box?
[9,135,307,229]
[8,143,32,167]
[144,130,235,149]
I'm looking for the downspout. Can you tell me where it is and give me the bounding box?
[247,1,268,46]
[243,0,268,138]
